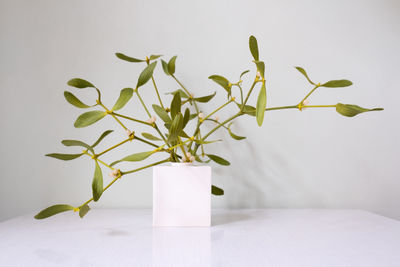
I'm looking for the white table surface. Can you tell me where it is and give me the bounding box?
[1,209,400,267]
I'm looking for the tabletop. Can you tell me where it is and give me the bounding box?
[1,209,399,267]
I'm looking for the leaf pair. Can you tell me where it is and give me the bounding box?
[295,67,353,88]
[64,78,100,109]
[34,203,91,219]
[209,75,231,97]
[161,56,177,76]
[46,130,113,161]
[115,53,162,63]
[116,52,159,89]
[249,36,267,126]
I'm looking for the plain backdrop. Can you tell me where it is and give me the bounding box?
[0,0,398,222]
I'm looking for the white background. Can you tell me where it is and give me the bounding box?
[0,0,398,221]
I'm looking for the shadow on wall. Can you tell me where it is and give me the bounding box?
[213,138,326,209]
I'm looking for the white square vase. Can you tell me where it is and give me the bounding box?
[153,163,211,227]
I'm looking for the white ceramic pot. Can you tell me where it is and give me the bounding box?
[153,163,211,227]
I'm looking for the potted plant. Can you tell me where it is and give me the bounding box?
[34,36,383,226]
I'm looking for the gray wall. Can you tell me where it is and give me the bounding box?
[0,0,398,221]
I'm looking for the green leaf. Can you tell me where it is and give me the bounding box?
[45,153,83,160]
[254,61,265,78]
[321,80,353,88]
[74,111,107,128]
[166,89,189,98]
[115,53,144,62]
[194,139,221,145]
[209,75,231,93]
[170,92,181,119]
[179,130,190,138]
[238,104,256,116]
[136,61,157,89]
[228,123,246,140]
[228,130,246,140]
[168,112,184,143]
[61,139,94,154]
[168,56,177,75]
[161,59,170,76]
[152,104,171,123]
[64,91,91,108]
[249,35,259,61]
[256,83,267,126]
[112,88,133,111]
[34,204,74,219]
[193,92,216,103]
[240,70,250,79]
[183,108,190,128]
[206,154,230,166]
[195,155,210,163]
[295,66,315,85]
[189,113,198,120]
[67,78,95,88]
[211,185,224,196]
[149,54,162,60]
[92,161,103,202]
[120,151,154,162]
[141,132,162,141]
[109,160,122,167]
[79,205,90,218]
[336,103,383,117]
[91,130,113,147]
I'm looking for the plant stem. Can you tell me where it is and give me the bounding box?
[136,90,152,117]
[135,136,159,148]
[171,74,203,152]
[151,77,164,109]
[242,79,259,107]
[135,89,170,147]
[112,112,152,126]
[202,99,233,122]
[113,109,169,149]
[98,102,128,130]
[79,175,119,208]
[79,158,170,208]
[177,137,188,161]
[299,85,319,104]
[266,105,298,111]
[303,105,337,108]
[168,138,192,151]
[172,74,200,113]
[193,112,242,154]
[83,151,114,170]
[195,103,338,154]
[123,158,170,175]
[96,138,130,157]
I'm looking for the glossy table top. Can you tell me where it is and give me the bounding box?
[1,209,400,267]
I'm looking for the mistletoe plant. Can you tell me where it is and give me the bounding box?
[34,36,383,219]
